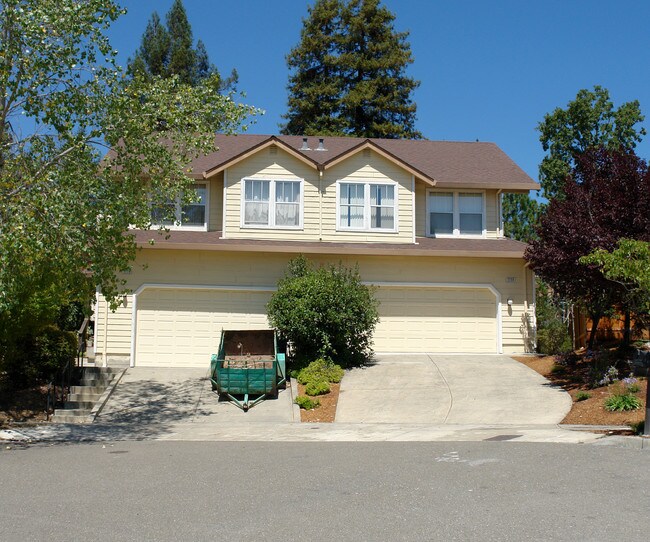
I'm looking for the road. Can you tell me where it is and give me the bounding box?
[1,441,648,541]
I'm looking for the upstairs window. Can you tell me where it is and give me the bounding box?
[151,182,208,230]
[337,181,397,232]
[242,178,302,228]
[427,190,485,237]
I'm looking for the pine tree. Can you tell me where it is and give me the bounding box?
[282,0,420,138]
[128,0,237,90]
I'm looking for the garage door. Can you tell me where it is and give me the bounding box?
[373,287,497,353]
[135,288,272,367]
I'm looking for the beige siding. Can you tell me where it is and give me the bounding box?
[208,173,223,232]
[101,249,534,365]
[319,150,414,243]
[414,186,501,239]
[224,147,319,240]
[94,294,133,363]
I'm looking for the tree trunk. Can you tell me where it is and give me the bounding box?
[623,309,631,346]
[588,313,601,350]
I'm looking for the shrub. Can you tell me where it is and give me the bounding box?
[4,325,77,387]
[575,391,591,401]
[604,393,642,412]
[267,255,379,367]
[305,379,331,396]
[295,395,320,410]
[622,376,640,393]
[297,358,344,385]
[535,280,572,355]
[630,420,645,435]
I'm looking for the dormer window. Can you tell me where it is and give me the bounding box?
[241,177,303,229]
[427,190,485,237]
[151,182,208,231]
[336,180,398,232]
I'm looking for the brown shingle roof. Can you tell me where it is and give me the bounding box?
[131,230,528,258]
[191,134,539,191]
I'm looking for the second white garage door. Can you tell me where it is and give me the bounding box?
[373,286,498,353]
[135,288,272,367]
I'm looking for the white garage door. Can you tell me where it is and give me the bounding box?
[373,287,498,353]
[135,288,272,367]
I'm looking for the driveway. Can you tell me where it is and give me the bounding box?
[335,355,572,424]
[96,367,297,433]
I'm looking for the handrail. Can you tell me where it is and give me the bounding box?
[46,317,90,419]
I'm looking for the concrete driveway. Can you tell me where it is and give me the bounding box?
[335,355,572,424]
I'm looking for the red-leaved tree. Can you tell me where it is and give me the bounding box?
[525,147,650,348]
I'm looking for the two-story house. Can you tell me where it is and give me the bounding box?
[94,134,539,368]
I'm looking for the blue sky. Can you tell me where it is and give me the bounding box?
[107,0,650,185]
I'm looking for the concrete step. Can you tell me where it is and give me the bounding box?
[63,401,95,410]
[52,409,91,423]
[79,376,114,386]
[70,385,106,395]
[68,392,103,402]
[80,367,119,375]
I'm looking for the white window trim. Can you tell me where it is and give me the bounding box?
[425,189,486,238]
[240,177,305,230]
[150,181,209,232]
[336,179,399,233]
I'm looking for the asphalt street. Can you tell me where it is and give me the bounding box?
[1,441,648,541]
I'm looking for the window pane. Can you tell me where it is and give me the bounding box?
[459,213,482,234]
[151,203,176,226]
[276,203,299,226]
[182,205,205,225]
[371,206,394,229]
[371,185,394,206]
[276,181,300,203]
[459,193,482,213]
[246,180,269,202]
[340,205,364,228]
[342,183,364,205]
[430,212,453,235]
[429,192,453,213]
[244,202,269,225]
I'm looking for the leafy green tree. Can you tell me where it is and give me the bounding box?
[502,193,541,243]
[0,0,256,382]
[128,0,237,90]
[538,85,645,200]
[267,255,379,368]
[282,0,420,138]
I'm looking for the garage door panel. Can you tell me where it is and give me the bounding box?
[374,287,497,353]
[135,288,271,367]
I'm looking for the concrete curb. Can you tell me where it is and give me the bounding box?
[592,435,650,451]
[290,377,301,423]
[86,368,127,423]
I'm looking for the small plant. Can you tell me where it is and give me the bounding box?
[575,391,591,402]
[622,376,640,393]
[297,358,344,385]
[305,379,331,396]
[550,364,566,375]
[295,395,320,410]
[630,420,645,435]
[595,365,620,387]
[603,393,642,412]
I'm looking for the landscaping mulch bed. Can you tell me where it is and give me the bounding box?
[297,381,340,423]
[0,383,50,429]
[513,354,647,428]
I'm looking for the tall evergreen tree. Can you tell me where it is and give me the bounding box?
[282,0,420,138]
[128,0,237,90]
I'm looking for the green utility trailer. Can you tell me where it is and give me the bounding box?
[210,330,286,411]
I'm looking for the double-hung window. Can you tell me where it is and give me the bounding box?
[151,182,208,230]
[427,191,485,237]
[337,181,397,232]
[242,178,302,228]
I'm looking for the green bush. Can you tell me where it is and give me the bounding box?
[295,395,320,410]
[535,280,572,355]
[575,391,591,402]
[267,255,379,368]
[297,358,344,385]
[604,393,642,412]
[4,325,77,387]
[304,379,331,396]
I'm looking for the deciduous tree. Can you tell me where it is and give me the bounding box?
[0,0,256,379]
[525,148,650,347]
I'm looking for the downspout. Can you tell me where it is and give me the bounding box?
[221,169,228,238]
[496,189,503,237]
[319,168,323,241]
[102,295,109,367]
[411,175,416,244]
